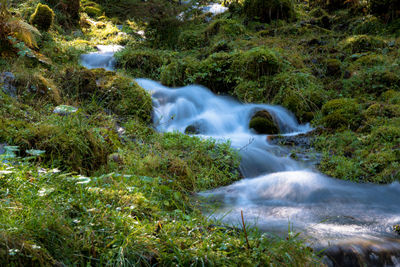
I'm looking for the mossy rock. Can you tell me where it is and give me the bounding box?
[84,6,102,17]
[30,4,55,31]
[232,47,280,80]
[340,35,386,53]
[381,90,400,104]
[364,103,400,118]
[320,98,362,130]
[191,52,234,94]
[243,0,295,23]
[97,75,153,122]
[46,0,81,21]
[115,48,170,80]
[343,66,400,96]
[249,110,279,134]
[205,19,245,39]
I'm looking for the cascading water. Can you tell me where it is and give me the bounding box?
[81,47,400,266]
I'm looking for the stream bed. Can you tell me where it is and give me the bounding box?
[81,46,400,266]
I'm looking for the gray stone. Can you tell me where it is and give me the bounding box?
[0,72,17,98]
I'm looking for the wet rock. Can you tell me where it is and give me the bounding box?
[249,110,279,135]
[0,72,17,97]
[268,128,323,148]
[185,121,206,135]
[319,241,400,267]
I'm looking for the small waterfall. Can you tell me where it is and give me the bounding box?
[80,45,123,71]
[81,46,400,266]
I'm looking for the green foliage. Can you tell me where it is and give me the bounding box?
[340,35,386,53]
[30,3,54,31]
[243,0,295,23]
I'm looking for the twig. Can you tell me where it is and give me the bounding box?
[241,210,250,250]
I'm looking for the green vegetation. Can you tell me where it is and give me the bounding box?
[2,0,400,264]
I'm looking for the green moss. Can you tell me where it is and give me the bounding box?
[343,66,400,96]
[249,110,279,134]
[178,28,207,50]
[115,48,171,80]
[232,47,280,80]
[190,52,234,93]
[243,0,295,23]
[102,75,153,122]
[234,78,271,103]
[364,103,400,118]
[340,35,386,53]
[160,61,186,87]
[84,6,102,17]
[205,19,245,40]
[272,72,326,122]
[320,98,362,130]
[30,4,55,31]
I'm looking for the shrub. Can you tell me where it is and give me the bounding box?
[30,4,55,31]
[243,0,295,23]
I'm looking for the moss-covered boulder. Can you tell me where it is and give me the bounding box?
[249,110,279,134]
[320,98,362,130]
[115,48,170,80]
[30,4,55,31]
[340,35,386,53]
[243,0,295,23]
[232,47,280,80]
[205,19,245,40]
[191,52,234,93]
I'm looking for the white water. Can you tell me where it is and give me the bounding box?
[80,45,124,71]
[81,46,400,255]
[137,79,400,248]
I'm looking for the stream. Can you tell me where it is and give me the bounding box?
[81,45,400,266]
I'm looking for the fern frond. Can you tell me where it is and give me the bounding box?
[7,17,41,48]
